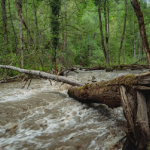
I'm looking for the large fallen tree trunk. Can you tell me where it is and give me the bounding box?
[0,65,84,86]
[68,72,150,107]
[68,72,150,149]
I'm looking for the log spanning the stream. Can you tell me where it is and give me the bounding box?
[68,73,150,107]
[1,65,150,149]
[0,65,84,86]
[69,72,150,149]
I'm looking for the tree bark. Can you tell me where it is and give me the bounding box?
[1,0,7,42]
[80,36,83,66]
[121,86,150,149]
[104,0,110,68]
[68,71,150,149]
[98,4,107,60]
[33,0,39,46]
[15,0,24,69]
[118,0,127,70]
[16,0,33,43]
[0,65,83,86]
[8,0,18,53]
[64,0,68,65]
[68,80,121,108]
[1,0,8,50]
[131,0,150,70]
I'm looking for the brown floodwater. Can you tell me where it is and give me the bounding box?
[0,69,148,150]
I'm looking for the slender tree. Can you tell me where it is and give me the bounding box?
[62,0,68,64]
[1,0,8,48]
[131,0,150,70]
[50,0,61,73]
[16,0,33,43]
[104,0,110,68]
[118,0,127,70]
[15,0,23,69]
[98,3,107,60]
[8,0,18,53]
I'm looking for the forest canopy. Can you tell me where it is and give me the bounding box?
[0,0,150,76]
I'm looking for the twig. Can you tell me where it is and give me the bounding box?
[27,78,32,89]
[117,136,127,143]
[22,79,28,89]
[49,79,52,86]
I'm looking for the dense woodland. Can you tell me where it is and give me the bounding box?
[0,0,150,75]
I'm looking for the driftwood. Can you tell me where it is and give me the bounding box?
[58,67,79,76]
[0,75,20,83]
[0,65,84,86]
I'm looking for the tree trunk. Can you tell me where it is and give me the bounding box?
[8,0,18,53]
[138,30,141,61]
[84,34,90,66]
[118,0,127,70]
[16,0,33,43]
[121,86,150,149]
[133,17,136,61]
[15,0,24,69]
[80,36,83,66]
[68,72,150,149]
[50,0,61,65]
[25,0,30,46]
[1,0,8,50]
[98,4,107,60]
[64,0,68,65]
[104,0,110,68]
[131,0,150,70]
[0,65,83,86]
[68,80,121,108]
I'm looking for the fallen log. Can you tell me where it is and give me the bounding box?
[0,65,84,86]
[0,75,20,83]
[68,74,138,107]
[68,72,150,149]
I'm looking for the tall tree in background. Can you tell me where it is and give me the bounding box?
[33,0,38,47]
[104,0,110,68]
[0,0,149,71]
[50,0,61,71]
[8,0,18,53]
[118,0,127,69]
[15,0,24,69]
[98,2,107,62]
[1,0,8,49]
[97,0,110,69]
[131,0,150,70]
[62,0,68,64]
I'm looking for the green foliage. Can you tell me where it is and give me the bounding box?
[0,0,149,77]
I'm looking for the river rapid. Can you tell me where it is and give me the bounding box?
[0,69,148,150]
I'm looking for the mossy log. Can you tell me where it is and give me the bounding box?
[68,74,138,108]
[68,72,150,149]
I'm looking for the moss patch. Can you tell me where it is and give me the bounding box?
[107,74,137,87]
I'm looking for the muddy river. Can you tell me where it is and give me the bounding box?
[0,69,148,150]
